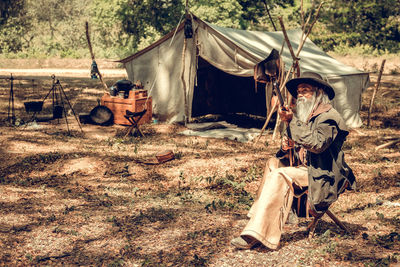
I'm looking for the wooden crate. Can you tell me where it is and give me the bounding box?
[100,92,152,125]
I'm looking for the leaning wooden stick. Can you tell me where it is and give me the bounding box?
[375,139,400,151]
[278,17,299,65]
[85,21,108,92]
[300,0,305,31]
[296,2,323,56]
[264,2,277,31]
[255,95,279,144]
[271,17,301,140]
[367,59,386,127]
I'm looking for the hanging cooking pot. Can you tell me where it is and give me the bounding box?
[53,105,64,119]
[24,101,43,113]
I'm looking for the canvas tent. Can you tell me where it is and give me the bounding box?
[119,14,369,128]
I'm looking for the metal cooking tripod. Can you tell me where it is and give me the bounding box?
[39,75,83,134]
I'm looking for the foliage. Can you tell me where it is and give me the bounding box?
[190,0,244,29]
[117,0,184,52]
[0,0,25,26]
[0,0,399,57]
[90,0,144,58]
[315,0,400,53]
[0,0,30,53]
[26,0,90,57]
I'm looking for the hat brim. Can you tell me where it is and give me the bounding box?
[286,77,335,100]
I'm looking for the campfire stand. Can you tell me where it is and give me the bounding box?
[37,75,83,134]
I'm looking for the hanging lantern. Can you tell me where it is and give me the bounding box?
[90,60,99,79]
[184,16,193,39]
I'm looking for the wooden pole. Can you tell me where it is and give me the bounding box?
[300,0,305,31]
[263,1,277,31]
[278,16,300,76]
[367,59,386,127]
[278,17,298,63]
[85,21,108,92]
[296,2,323,57]
[271,5,322,142]
[180,3,189,124]
[180,38,188,124]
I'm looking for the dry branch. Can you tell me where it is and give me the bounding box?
[375,139,400,151]
[296,2,323,57]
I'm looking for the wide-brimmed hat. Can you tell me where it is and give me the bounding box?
[286,72,335,100]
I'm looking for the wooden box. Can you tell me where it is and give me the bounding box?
[100,91,152,125]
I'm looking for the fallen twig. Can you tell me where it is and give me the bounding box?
[375,139,400,151]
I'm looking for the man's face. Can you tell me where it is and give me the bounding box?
[295,83,316,122]
[297,83,315,99]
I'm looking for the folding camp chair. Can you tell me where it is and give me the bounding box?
[291,184,348,238]
[124,109,147,137]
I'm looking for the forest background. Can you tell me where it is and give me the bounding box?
[0,0,399,61]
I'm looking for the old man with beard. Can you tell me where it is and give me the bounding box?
[231,72,356,250]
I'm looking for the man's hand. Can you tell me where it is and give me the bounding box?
[278,105,293,123]
[282,135,295,151]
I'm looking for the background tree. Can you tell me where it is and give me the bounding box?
[0,0,399,58]
[26,0,90,57]
[0,0,30,53]
[315,0,400,53]
[116,0,184,53]
[116,0,296,54]
[0,0,24,26]
[239,0,295,30]
[89,0,134,58]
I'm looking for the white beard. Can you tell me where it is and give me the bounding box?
[295,93,316,123]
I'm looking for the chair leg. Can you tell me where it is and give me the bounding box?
[124,115,145,137]
[307,210,348,239]
[124,125,134,137]
[136,126,144,137]
[307,217,319,239]
[326,210,348,232]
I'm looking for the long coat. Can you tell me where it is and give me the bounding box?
[289,103,356,215]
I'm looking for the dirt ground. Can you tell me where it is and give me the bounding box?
[0,59,399,266]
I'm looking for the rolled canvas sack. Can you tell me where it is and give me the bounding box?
[254,61,268,83]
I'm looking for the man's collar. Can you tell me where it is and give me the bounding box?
[308,103,332,122]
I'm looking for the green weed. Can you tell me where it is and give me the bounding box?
[46,214,56,223]
[174,151,183,160]
[63,205,76,215]
[108,258,125,267]
[245,164,263,182]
